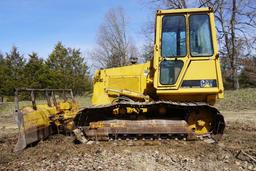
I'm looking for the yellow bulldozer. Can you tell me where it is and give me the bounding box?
[15,7,225,151]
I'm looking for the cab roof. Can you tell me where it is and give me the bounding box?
[157,7,213,15]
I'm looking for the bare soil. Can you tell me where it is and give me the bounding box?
[0,110,255,171]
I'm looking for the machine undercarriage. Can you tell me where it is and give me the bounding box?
[73,101,225,142]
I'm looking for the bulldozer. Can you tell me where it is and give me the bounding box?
[73,7,225,141]
[15,7,225,151]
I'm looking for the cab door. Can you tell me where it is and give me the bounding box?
[153,12,189,90]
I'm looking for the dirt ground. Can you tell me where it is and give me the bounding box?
[0,110,255,171]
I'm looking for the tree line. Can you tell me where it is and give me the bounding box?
[0,42,91,99]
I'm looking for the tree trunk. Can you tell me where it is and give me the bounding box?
[230,0,239,89]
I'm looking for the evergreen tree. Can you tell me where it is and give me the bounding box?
[24,52,51,89]
[4,46,26,95]
[0,53,8,97]
[68,48,91,95]
[47,42,70,89]
[47,42,91,95]
[0,43,91,96]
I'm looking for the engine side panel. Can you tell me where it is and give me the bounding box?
[91,62,151,105]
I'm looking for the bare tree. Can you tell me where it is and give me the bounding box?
[141,20,155,61]
[163,0,187,8]
[91,8,138,68]
[200,0,256,89]
[149,0,204,9]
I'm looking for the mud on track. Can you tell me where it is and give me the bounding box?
[0,111,255,171]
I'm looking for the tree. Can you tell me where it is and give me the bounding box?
[4,46,26,95]
[47,42,91,95]
[239,57,256,88]
[91,8,139,68]
[154,0,188,8]
[0,52,8,99]
[23,52,51,89]
[47,42,69,88]
[67,48,91,95]
[141,19,155,61]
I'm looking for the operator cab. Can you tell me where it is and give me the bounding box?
[153,8,224,100]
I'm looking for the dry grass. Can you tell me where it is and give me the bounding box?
[76,95,91,107]
[216,88,256,111]
[0,101,36,118]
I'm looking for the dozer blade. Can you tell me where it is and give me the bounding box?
[15,125,51,152]
[82,119,192,140]
[14,108,52,152]
[14,110,26,152]
[14,88,79,151]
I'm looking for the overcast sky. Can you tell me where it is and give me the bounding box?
[0,0,152,59]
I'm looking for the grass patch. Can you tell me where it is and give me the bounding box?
[216,88,256,111]
[76,95,91,107]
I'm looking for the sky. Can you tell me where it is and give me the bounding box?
[0,0,152,59]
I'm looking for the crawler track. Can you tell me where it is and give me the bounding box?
[74,101,225,141]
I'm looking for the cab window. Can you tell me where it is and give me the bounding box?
[160,60,183,85]
[189,14,213,56]
[161,15,186,57]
